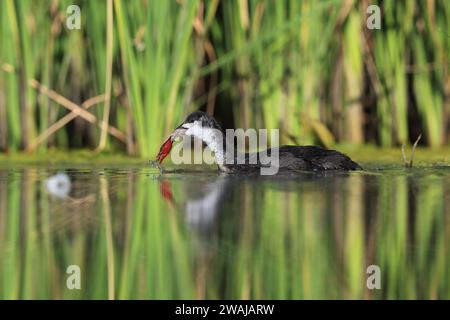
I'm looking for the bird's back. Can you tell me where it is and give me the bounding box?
[275,145,361,171]
[224,145,361,173]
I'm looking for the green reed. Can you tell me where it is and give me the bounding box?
[0,0,449,155]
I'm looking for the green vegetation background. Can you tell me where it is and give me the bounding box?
[0,0,449,160]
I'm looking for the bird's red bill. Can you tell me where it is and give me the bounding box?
[156,137,173,163]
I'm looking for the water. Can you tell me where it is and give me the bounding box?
[0,163,449,299]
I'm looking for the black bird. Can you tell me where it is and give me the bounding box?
[168,111,362,173]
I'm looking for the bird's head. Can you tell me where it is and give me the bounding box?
[170,111,223,141]
[156,111,223,163]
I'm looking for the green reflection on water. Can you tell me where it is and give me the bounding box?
[0,164,449,299]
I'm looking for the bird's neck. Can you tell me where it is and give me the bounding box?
[189,127,236,172]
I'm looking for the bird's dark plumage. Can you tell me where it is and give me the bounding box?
[184,111,223,131]
[225,145,361,173]
[179,111,362,173]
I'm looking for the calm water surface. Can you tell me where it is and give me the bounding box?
[0,163,449,299]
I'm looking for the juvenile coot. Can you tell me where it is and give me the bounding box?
[163,111,362,173]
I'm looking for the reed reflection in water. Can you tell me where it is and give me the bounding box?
[0,165,449,299]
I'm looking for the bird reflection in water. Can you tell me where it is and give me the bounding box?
[158,175,231,237]
[157,174,233,297]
